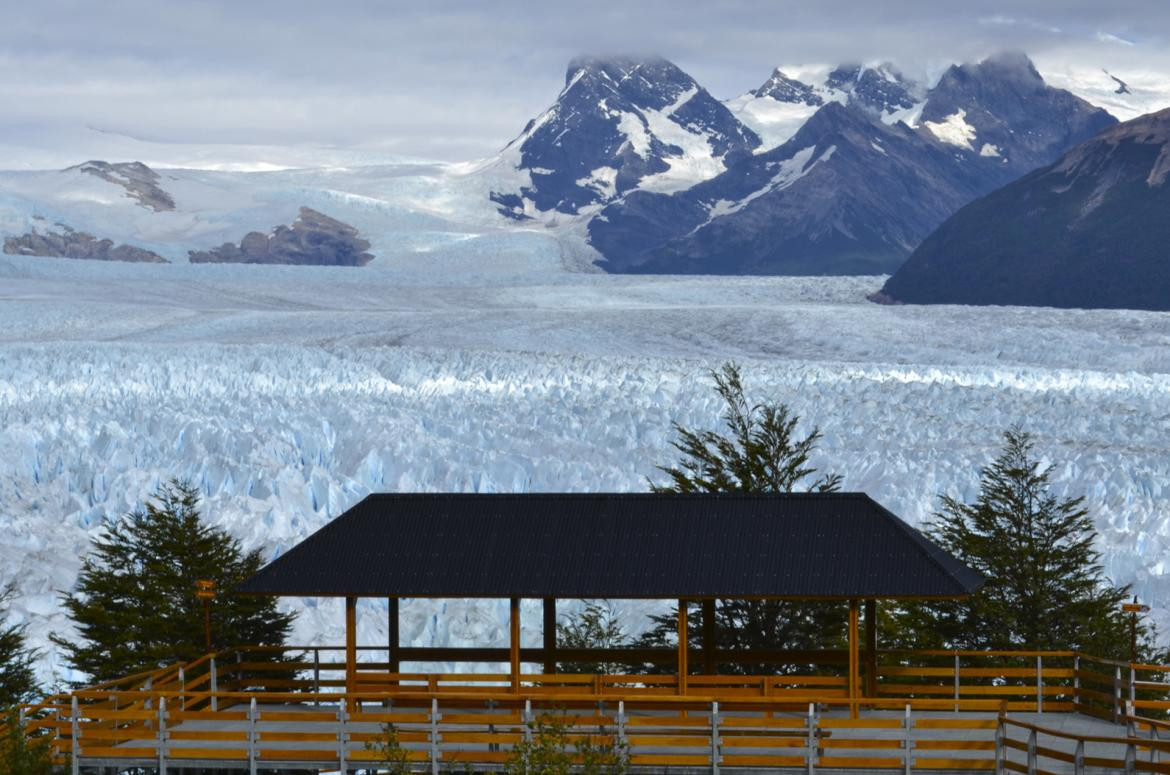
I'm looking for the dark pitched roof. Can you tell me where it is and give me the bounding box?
[238,492,984,599]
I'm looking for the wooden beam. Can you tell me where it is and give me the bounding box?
[848,599,859,718]
[382,645,858,664]
[388,597,400,674]
[702,599,716,675]
[677,599,688,695]
[510,597,521,692]
[542,598,557,674]
[864,598,877,698]
[345,596,357,696]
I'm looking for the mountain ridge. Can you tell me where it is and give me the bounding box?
[879,107,1170,310]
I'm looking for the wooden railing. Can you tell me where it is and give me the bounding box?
[25,647,1170,772]
[996,711,1170,774]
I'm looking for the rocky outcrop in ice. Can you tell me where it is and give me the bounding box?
[3,222,167,263]
[188,207,374,266]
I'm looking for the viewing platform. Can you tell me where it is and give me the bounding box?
[19,492,1168,772]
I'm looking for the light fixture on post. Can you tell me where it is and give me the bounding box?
[195,579,217,651]
[1122,597,1150,664]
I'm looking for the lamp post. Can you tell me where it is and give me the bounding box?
[1122,597,1150,664]
[195,579,217,652]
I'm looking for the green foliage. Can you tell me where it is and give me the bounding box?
[0,583,40,708]
[53,479,295,684]
[504,711,628,775]
[556,601,628,674]
[365,723,413,775]
[890,428,1156,661]
[644,362,846,672]
[652,362,841,494]
[0,706,57,775]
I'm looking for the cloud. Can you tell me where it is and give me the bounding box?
[0,0,1168,167]
[1097,31,1137,46]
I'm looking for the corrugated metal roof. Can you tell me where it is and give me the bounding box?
[238,492,984,599]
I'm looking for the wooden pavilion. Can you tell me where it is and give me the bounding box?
[239,491,985,706]
[35,492,1170,773]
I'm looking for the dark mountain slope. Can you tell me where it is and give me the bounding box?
[591,102,988,275]
[879,108,1170,310]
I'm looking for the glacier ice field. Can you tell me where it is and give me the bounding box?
[2,235,1169,685]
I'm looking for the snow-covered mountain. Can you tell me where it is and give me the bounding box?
[487,56,760,220]
[0,50,1153,279]
[726,62,925,150]
[589,51,1115,275]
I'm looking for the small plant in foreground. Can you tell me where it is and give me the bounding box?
[365,722,413,775]
[505,710,629,775]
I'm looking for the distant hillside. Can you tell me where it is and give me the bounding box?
[879,107,1170,311]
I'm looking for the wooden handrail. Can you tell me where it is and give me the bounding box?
[1000,713,1170,749]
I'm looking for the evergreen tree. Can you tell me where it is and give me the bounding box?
[0,583,40,708]
[653,362,841,494]
[640,362,847,673]
[556,600,628,674]
[891,429,1151,660]
[54,479,295,684]
[1,706,56,775]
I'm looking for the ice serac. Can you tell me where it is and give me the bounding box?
[3,222,167,263]
[188,207,375,266]
[879,107,1170,310]
[489,55,760,219]
[592,52,1118,276]
[591,102,986,275]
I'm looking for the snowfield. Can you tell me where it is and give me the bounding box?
[2,245,1170,684]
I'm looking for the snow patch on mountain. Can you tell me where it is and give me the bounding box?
[923,109,978,150]
[703,144,834,223]
[725,94,821,151]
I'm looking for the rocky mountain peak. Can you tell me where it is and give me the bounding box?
[491,55,759,218]
[751,68,824,105]
[826,63,921,113]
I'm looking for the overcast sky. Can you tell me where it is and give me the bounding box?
[2,0,1168,168]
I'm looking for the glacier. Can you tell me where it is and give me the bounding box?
[2,245,1169,686]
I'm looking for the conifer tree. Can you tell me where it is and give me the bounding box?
[640,362,847,673]
[54,479,295,684]
[0,583,39,708]
[891,429,1151,660]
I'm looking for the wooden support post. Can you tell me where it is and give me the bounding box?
[677,599,689,695]
[510,597,521,692]
[848,599,860,718]
[157,695,167,775]
[865,599,877,698]
[70,696,79,775]
[702,599,717,675]
[543,598,557,674]
[345,596,357,697]
[388,597,400,675]
[209,660,217,712]
[247,697,258,775]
